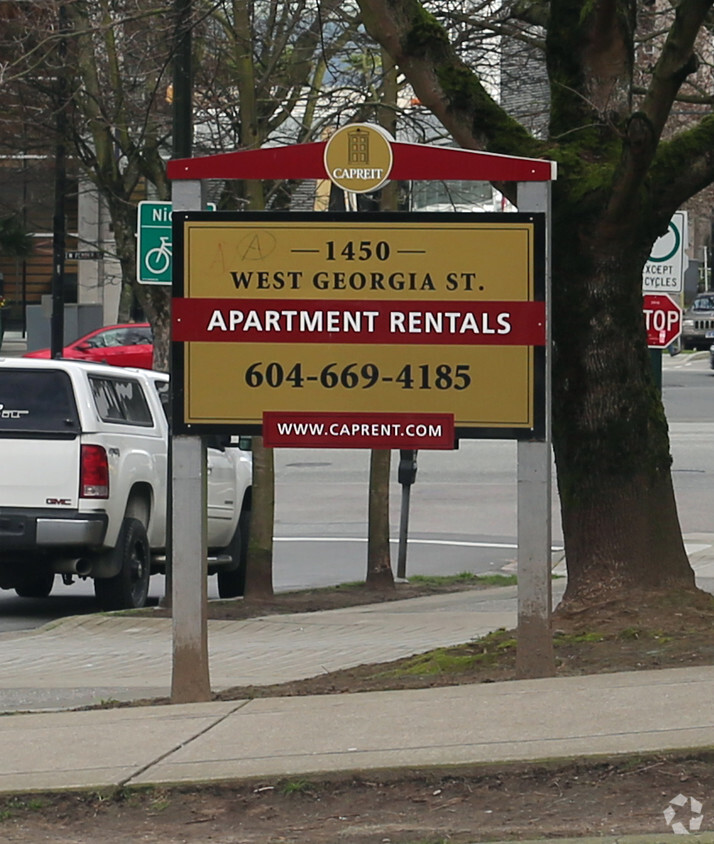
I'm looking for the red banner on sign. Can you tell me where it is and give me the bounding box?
[173,298,546,346]
[263,412,455,449]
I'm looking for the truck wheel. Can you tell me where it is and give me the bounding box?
[217,509,249,599]
[94,518,151,610]
[15,571,55,599]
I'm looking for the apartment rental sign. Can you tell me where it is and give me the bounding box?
[171,204,545,449]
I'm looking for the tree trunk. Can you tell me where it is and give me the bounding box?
[137,285,172,372]
[227,0,276,598]
[244,436,275,598]
[104,195,172,371]
[559,471,693,604]
[366,449,395,590]
[552,209,696,607]
[363,56,399,593]
[241,182,273,595]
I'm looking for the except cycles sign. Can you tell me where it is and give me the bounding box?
[642,211,687,293]
[171,212,546,445]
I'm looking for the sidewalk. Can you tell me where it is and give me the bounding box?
[1,546,714,795]
[3,663,714,794]
[0,586,521,711]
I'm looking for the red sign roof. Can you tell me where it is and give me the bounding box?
[167,141,557,183]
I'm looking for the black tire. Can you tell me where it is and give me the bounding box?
[217,509,249,599]
[94,518,151,610]
[15,571,55,599]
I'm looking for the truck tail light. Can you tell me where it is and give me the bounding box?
[80,445,109,499]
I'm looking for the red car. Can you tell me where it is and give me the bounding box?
[24,323,154,369]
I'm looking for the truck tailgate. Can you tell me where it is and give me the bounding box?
[0,366,83,509]
[0,437,80,509]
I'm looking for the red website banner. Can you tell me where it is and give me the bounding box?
[173,298,545,346]
[263,412,455,449]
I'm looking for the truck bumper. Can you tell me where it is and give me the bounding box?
[0,508,108,550]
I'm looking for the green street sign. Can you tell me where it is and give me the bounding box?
[137,200,215,284]
[137,201,172,284]
[642,210,687,294]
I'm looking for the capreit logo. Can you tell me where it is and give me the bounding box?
[323,123,394,194]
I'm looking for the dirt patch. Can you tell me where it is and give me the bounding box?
[144,576,510,621]
[3,751,714,842]
[131,581,714,704]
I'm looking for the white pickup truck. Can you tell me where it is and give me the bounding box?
[0,358,252,609]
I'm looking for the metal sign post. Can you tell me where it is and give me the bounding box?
[170,179,211,704]
[515,180,554,678]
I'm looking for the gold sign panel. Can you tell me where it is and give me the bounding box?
[172,212,546,440]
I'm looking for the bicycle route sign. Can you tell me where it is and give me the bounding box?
[137,200,215,284]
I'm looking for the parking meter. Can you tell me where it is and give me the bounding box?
[398,449,418,486]
[397,450,418,579]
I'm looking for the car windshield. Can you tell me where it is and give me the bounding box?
[691,297,714,311]
[0,369,80,435]
[81,325,153,349]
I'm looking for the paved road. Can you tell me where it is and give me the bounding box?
[0,349,712,631]
[662,348,713,422]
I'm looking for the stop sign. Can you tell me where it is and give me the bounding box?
[643,293,682,348]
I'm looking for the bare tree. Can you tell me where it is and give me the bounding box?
[65,0,175,365]
[366,47,401,592]
[188,0,371,597]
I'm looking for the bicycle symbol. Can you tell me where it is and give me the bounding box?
[145,236,172,275]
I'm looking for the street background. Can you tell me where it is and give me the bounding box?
[1,333,713,629]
